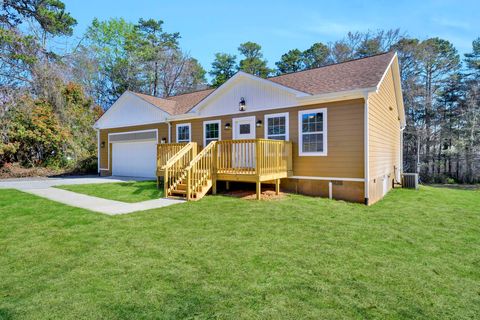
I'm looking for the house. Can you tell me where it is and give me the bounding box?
[93,51,405,205]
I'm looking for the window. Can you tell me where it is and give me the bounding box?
[265,112,289,141]
[298,108,327,156]
[239,124,250,134]
[176,123,191,143]
[203,120,221,146]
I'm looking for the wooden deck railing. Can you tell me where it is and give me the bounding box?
[256,139,293,177]
[162,142,197,196]
[216,139,256,175]
[216,139,292,178]
[157,143,187,175]
[184,141,217,200]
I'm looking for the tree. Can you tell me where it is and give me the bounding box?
[1,0,77,46]
[417,38,461,178]
[134,18,180,96]
[157,48,206,97]
[1,96,70,167]
[275,49,303,74]
[209,53,237,87]
[0,0,76,87]
[302,42,329,69]
[238,41,271,77]
[464,37,480,78]
[85,18,142,107]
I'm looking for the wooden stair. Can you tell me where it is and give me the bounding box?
[163,141,216,201]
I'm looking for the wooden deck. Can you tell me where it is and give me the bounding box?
[158,139,292,200]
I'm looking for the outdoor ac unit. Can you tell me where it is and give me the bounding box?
[402,173,419,189]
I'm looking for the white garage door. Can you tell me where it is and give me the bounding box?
[112,141,157,178]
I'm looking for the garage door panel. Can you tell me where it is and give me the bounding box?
[112,141,157,178]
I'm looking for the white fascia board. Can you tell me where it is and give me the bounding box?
[297,87,376,106]
[165,111,200,122]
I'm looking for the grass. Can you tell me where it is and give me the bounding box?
[0,186,479,319]
[55,180,163,202]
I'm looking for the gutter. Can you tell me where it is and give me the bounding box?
[364,93,370,204]
[297,87,377,105]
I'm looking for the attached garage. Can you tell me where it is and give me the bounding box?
[110,130,157,178]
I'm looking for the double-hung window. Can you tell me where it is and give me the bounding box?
[176,123,191,143]
[298,108,327,156]
[203,120,221,146]
[264,112,289,141]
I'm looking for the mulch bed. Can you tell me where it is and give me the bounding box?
[219,189,287,200]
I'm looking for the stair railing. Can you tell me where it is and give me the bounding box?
[162,142,197,197]
[157,143,187,175]
[184,141,217,200]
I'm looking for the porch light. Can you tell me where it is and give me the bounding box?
[224,122,231,130]
[161,137,167,144]
[256,120,262,127]
[101,141,106,148]
[239,97,246,111]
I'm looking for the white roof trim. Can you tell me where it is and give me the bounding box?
[188,71,310,114]
[93,91,169,129]
[297,87,376,105]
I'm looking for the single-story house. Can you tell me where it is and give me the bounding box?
[94,51,405,205]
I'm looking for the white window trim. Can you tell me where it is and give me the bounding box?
[264,112,289,141]
[176,123,191,143]
[203,119,221,146]
[298,108,328,156]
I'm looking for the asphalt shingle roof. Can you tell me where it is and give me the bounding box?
[131,52,395,115]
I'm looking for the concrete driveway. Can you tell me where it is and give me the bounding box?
[0,175,184,215]
[0,175,150,190]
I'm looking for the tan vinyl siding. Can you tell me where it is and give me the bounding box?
[367,67,402,204]
[98,123,169,175]
[171,98,365,179]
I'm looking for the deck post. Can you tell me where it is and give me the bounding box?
[275,179,280,195]
[164,168,168,197]
[186,170,191,200]
[212,143,217,195]
[256,180,261,200]
[226,181,230,190]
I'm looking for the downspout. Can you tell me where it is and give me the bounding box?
[398,127,405,183]
[96,129,100,175]
[167,122,171,143]
[364,93,370,205]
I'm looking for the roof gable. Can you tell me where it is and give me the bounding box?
[94,92,168,129]
[189,71,309,116]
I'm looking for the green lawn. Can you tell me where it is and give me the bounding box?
[55,180,163,202]
[0,187,479,319]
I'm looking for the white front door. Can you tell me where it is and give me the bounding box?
[233,116,256,140]
[232,116,256,168]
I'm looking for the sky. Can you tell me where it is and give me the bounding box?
[61,0,479,73]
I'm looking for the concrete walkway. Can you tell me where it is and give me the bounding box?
[0,175,184,215]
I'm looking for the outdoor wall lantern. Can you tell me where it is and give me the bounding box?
[256,120,263,127]
[239,97,246,111]
[101,141,106,148]
[161,137,167,144]
[224,122,231,130]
